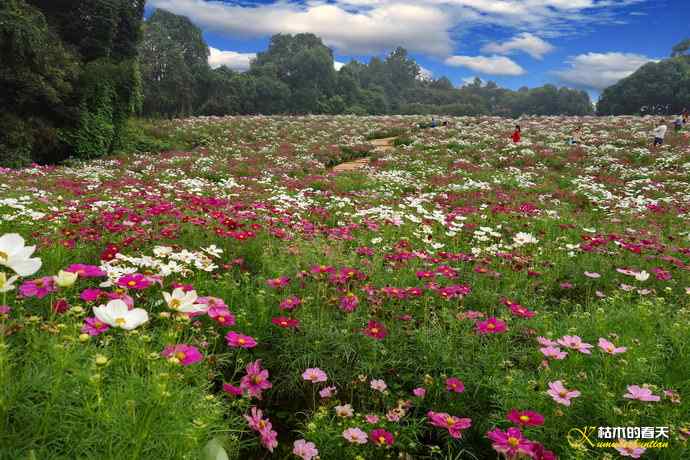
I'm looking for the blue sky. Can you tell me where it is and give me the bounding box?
[145,0,690,99]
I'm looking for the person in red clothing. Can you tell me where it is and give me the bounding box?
[511,125,521,143]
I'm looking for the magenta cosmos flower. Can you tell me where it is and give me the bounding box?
[598,338,627,355]
[623,385,660,402]
[208,306,236,326]
[369,428,394,447]
[487,427,534,458]
[161,344,203,366]
[240,359,272,399]
[117,273,152,290]
[81,317,110,336]
[226,331,257,348]
[292,439,318,460]
[279,296,301,311]
[65,264,105,278]
[271,316,300,329]
[427,411,472,439]
[302,367,328,383]
[507,409,545,427]
[547,380,581,406]
[476,317,507,334]
[446,377,465,393]
[362,320,388,340]
[19,276,56,299]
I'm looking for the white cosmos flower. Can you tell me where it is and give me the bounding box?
[162,288,207,313]
[54,270,78,288]
[0,233,42,277]
[0,272,19,293]
[94,299,149,330]
[634,271,650,282]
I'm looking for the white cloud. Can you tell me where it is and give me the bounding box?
[444,55,525,76]
[149,0,645,57]
[418,66,433,81]
[481,33,555,59]
[208,47,256,71]
[334,61,345,71]
[553,52,657,90]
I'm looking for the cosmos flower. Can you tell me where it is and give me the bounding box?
[65,264,105,278]
[240,359,272,399]
[369,428,394,447]
[302,368,327,383]
[557,335,593,354]
[547,380,581,406]
[19,277,56,299]
[163,288,207,314]
[161,344,203,366]
[623,385,660,402]
[226,332,257,349]
[598,338,627,355]
[292,439,318,460]
[343,427,368,444]
[427,411,472,438]
[117,273,152,290]
[362,320,388,339]
[0,233,42,277]
[506,409,545,427]
[540,346,568,360]
[208,306,236,326]
[615,440,646,458]
[487,427,534,458]
[93,299,148,331]
[81,317,110,336]
[334,404,354,418]
[370,379,387,392]
[476,317,507,334]
[445,377,465,393]
[271,316,300,329]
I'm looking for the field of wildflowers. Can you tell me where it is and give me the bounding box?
[1,115,689,459]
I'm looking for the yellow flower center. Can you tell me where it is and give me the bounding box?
[519,415,530,422]
[0,251,8,262]
[218,316,226,323]
[446,417,455,426]
[378,436,386,444]
[508,437,520,447]
[253,376,263,384]
[169,299,181,309]
[238,338,246,345]
[559,390,567,397]
[175,351,186,361]
[370,328,379,334]
[487,323,496,330]
[127,280,136,287]
[115,317,126,327]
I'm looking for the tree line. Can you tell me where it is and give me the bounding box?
[1,2,688,166]
[140,10,593,119]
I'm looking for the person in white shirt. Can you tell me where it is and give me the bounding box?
[653,122,668,147]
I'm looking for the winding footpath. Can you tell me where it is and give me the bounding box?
[332,136,397,173]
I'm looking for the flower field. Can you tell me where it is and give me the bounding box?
[1,115,689,459]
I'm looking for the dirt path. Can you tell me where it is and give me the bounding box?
[332,137,396,173]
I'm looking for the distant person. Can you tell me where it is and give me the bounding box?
[568,127,582,145]
[674,116,683,132]
[683,108,689,125]
[652,121,668,147]
[431,117,437,128]
[511,125,521,143]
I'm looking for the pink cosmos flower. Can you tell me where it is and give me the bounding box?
[547,380,581,406]
[293,439,318,460]
[80,288,105,303]
[240,359,272,399]
[339,293,359,313]
[663,389,681,404]
[259,426,278,452]
[81,317,110,336]
[615,440,646,458]
[365,414,380,424]
[222,384,242,397]
[369,428,394,447]
[19,277,56,299]
[476,317,507,334]
[557,335,593,354]
[225,331,257,348]
[506,409,545,427]
[362,320,388,340]
[335,404,354,418]
[0,305,11,315]
[343,427,368,444]
[266,276,290,289]
[529,442,557,460]
[302,368,328,383]
[487,427,534,458]
[537,336,558,347]
[279,296,302,311]
[65,264,105,278]
[117,273,152,290]
[370,379,387,392]
[208,306,236,326]
[598,338,627,355]
[584,271,601,279]
[161,344,203,366]
[458,310,484,320]
[446,377,465,393]
[509,303,536,318]
[244,406,266,431]
[623,385,660,402]
[52,298,70,314]
[540,346,568,360]
[427,411,472,438]
[319,386,336,398]
[412,387,426,398]
[272,316,300,329]
[197,296,228,310]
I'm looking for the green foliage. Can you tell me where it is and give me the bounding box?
[597,56,690,115]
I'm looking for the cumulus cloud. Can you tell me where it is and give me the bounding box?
[208,47,256,71]
[481,33,554,59]
[149,0,645,57]
[444,55,525,76]
[553,52,657,90]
